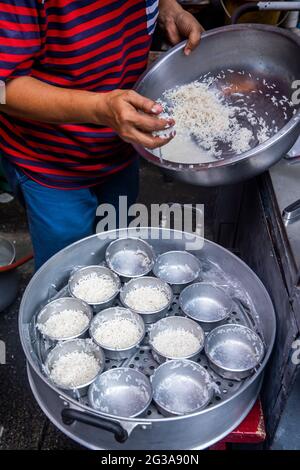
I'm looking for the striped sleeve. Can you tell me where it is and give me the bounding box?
[0,0,42,82]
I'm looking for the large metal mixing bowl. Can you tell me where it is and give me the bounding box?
[134,25,300,186]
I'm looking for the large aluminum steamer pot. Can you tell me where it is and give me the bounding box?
[134,25,300,186]
[19,228,276,450]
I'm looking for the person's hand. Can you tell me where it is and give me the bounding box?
[159,0,204,56]
[98,90,174,149]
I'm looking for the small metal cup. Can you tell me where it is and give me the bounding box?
[88,368,152,418]
[153,250,200,293]
[68,265,120,313]
[120,276,173,324]
[179,282,232,331]
[151,359,214,416]
[149,315,205,363]
[105,237,156,281]
[205,324,265,381]
[45,338,105,397]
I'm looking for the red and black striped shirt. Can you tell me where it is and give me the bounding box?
[0,0,159,189]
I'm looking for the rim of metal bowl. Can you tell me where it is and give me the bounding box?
[68,265,121,306]
[44,339,105,391]
[89,307,146,353]
[0,236,16,266]
[133,24,300,173]
[105,237,156,278]
[204,324,265,374]
[36,297,93,342]
[179,282,233,324]
[152,359,213,416]
[88,367,153,418]
[120,276,174,315]
[149,315,205,361]
[153,250,201,286]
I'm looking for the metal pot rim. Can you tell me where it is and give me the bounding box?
[134,24,300,173]
[19,228,276,424]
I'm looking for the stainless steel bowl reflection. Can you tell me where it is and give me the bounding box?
[89,307,145,360]
[205,324,265,380]
[153,250,200,293]
[88,368,152,418]
[120,276,173,323]
[149,315,205,363]
[151,359,214,416]
[37,297,92,342]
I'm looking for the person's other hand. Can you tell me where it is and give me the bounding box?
[159,0,204,56]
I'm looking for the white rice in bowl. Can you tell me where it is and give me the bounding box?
[93,318,142,349]
[37,309,89,339]
[152,328,201,358]
[124,285,169,312]
[72,272,117,304]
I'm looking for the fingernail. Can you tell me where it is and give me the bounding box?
[165,120,175,129]
[151,104,162,114]
[185,48,191,56]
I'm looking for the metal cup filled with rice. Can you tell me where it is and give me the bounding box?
[68,265,121,312]
[45,338,105,396]
[89,307,145,360]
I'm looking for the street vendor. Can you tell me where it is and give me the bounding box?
[0,0,203,269]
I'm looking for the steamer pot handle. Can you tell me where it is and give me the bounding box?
[61,408,128,443]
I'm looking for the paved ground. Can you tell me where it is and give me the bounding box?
[0,161,217,450]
